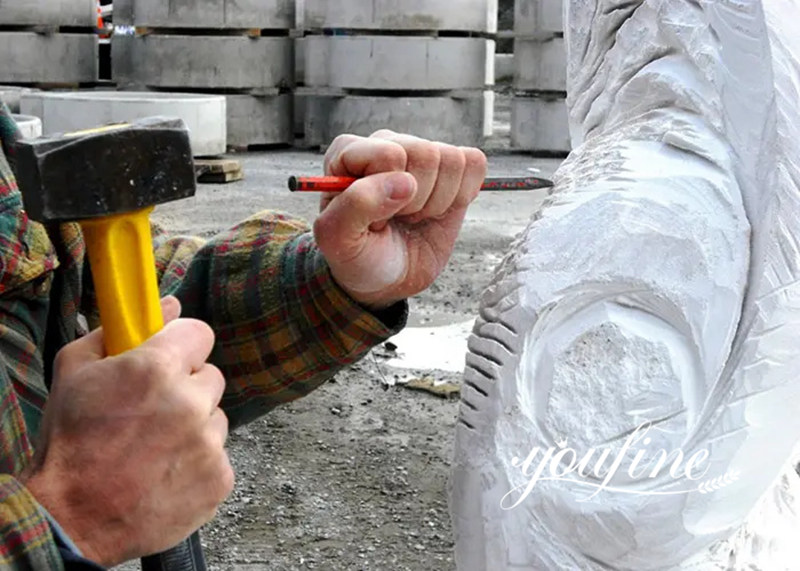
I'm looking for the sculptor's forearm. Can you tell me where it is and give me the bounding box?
[152,213,407,429]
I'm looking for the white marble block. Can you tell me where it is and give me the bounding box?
[451,1,800,569]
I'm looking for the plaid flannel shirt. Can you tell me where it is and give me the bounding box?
[0,101,406,569]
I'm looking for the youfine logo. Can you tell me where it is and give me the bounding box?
[501,422,741,509]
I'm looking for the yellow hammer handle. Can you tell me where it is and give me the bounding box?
[80,207,164,356]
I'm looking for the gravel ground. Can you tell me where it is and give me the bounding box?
[116,95,562,570]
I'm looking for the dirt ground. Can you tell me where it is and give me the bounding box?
[124,96,562,570]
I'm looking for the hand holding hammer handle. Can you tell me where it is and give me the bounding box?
[16,119,206,571]
[82,208,206,571]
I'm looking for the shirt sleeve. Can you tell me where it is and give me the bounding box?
[0,475,65,570]
[152,211,408,429]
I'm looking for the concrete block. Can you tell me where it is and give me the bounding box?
[304,0,497,33]
[0,86,35,113]
[226,94,292,147]
[304,93,492,148]
[295,37,306,85]
[12,114,42,140]
[495,53,514,83]
[0,0,96,27]
[114,35,293,90]
[305,37,494,91]
[294,94,306,136]
[114,0,134,26]
[0,33,97,84]
[21,91,227,156]
[514,36,566,92]
[296,0,305,29]
[123,0,294,29]
[511,95,570,152]
[113,35,293,90]
[514,0,564,36]
[483,91,495,138]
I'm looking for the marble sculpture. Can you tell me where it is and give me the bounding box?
[450,1,800,569]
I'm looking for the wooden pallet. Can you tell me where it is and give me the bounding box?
[195,158,244,184]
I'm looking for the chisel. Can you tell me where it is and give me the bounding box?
[288,175,554,193]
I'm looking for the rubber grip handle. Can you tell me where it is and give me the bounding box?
[80,207,164,356]
[80,207,207,570]
[141,532,207,571]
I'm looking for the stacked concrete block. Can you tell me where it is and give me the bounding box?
[302,0,497,148]
[0,0,98,85]
[0,0,97,27]
[511,0,570,153]
[113,0,295,148]
[293,0,307,138]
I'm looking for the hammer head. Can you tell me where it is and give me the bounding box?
[15,117,196,222]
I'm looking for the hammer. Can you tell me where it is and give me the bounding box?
[15,117,207,571]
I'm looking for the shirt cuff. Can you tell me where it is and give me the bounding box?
[284,233,409,349]
[41,508,83,557]
[42,509,105,570]
[358,298,408,332]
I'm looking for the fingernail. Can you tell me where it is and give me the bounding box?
[384,174,414,201]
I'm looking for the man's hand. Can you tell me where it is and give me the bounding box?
[314,130,488,310]
[23,297,233,567]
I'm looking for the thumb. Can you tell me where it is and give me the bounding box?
[313,172,416,258]
[160,295,182,324]
[55,296,182,374]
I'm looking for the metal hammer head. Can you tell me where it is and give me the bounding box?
[15,117,196,222]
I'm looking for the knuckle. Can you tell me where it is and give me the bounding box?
[220,459,235,496]
[177,390,206,420]
[52,348,72,377]
[126,348,177,385]
[202,409,229,448]
[313,215,332,241]
[324,134,362,172]
[370,128,397,139]
[330,133,361,146]
[371,142,407,171]
[211,453,235,501]
[206,364,226,398]
[327,134,360,158]
[463,147,488,173]
[438,143,467,173]
[201,427,221,452]
[411,141,442,172]
[213,407,230,437]
[188,318,215,347]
